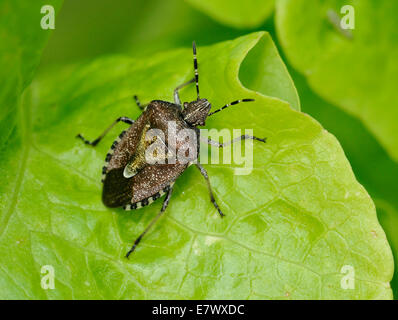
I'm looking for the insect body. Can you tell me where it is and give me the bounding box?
[77,42,266,258]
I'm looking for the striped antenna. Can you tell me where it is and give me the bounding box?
[208,99,255,117]
[192,41,200,100]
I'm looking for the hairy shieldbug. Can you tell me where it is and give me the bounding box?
[77,42,266,258]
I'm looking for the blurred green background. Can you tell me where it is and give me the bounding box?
[1,0,395,298]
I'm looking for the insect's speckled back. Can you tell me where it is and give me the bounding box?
[102,100,196,207]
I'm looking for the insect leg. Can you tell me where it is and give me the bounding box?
[173,78,194,105]
[76,117,134,147]
[125,185,174,258]
[134,95,147,110]
[195,163,224,218]
[205,135,267,148]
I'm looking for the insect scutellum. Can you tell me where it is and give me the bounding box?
[76,41,266,258]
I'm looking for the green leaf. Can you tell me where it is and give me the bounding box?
[289,66,398,298]
[275,0,398,161]
[0,32,393,299]
[0,0,63,148]
[377,202,398,298]
[185,0,274,28]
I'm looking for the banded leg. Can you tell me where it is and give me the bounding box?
[134,95,147,110]
[126,185,174,258]
[192,41,200,99]
[205,135,267,148]
[173,41,200,105]
[76,116,134,147]
[173,78,194,105]
[195,163,224,218]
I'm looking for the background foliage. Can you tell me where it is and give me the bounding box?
[0,0,396,299]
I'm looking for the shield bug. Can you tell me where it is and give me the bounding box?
[77,42,266,258]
